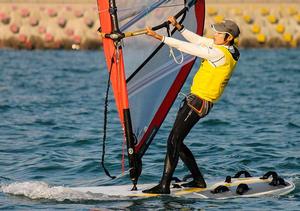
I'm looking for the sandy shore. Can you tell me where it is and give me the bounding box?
[0,1,299,49]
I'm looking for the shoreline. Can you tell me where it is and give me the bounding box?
[0,1,299,50]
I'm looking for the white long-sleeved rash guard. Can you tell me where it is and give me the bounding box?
[162,28,226,67]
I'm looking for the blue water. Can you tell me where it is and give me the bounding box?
[0,48,299,210]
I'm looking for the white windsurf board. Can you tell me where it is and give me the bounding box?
[70,176,295,199]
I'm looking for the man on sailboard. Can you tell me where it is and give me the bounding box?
[143,17,240,194]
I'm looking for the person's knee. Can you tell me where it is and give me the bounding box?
[167,134,181,149]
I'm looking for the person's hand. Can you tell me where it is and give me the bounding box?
[146,26,163,41]
[167,16,177,27]
[146,27,156,37]
[167,16,183,30]
[97,31,106,38]
[97,27,106,38]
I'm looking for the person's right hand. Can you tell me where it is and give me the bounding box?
[146,26,163,41]
[146,27,156,37]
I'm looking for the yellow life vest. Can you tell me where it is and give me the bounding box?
[190,45,238,103]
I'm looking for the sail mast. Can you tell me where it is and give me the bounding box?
[97,0,141,190]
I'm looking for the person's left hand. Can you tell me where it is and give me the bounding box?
[167,16,177,26]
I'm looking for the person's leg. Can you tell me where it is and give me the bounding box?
[143,99,201,194]
[179,143,206,188]
[179,95,213,188]
[142,128,180,194]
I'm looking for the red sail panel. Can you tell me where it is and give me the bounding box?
[97,0,129,126]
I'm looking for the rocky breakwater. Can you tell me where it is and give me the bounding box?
[0,3,100,50]
[205,2,300,48]
[0,1,300,50]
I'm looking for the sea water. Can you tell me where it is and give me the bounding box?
[0,49,299,210]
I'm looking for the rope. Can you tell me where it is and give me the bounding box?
[169,46,184,65]
[166,22,184,65]
[101,56,116,179]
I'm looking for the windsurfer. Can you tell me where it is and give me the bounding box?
[143,17,240,194]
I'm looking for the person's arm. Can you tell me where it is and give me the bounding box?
[167,16,213,46]
[180,28,214,46]
[146,27,225,66]
[163,36,224,64]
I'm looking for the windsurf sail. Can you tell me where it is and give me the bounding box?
[97,0,205,190]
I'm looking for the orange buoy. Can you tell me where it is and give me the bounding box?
[74,10,83,18]
[18,34,28,43]
[214,15,224,23]
[208,7,218,16]
[11,5,18,11]
[44,33,54,42]
[65,28,74,36]
[24,40,32,49]
[84,17,94,28]
[283,33,293,42]
[260,8,269,16]
[295,15,300,24]
[0,12,10,24]
[288,7,298,16]
[47,8,57,17]
[243,15,253,24]
[65,5,72,11]
[276,24,285,34]
[20,8,30,18]
[10,23,20,34]
[29,17,39,27]
[233,8,242,16]
[267,15,278,24]
[256,33,266,44]
[73,35,81,44]
[38,26,46,34]
[251,24,261,34]
[57,17,67,28]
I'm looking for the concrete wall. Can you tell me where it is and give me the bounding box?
[0,1,300,49]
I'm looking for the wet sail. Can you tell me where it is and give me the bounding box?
[97,0,205,187]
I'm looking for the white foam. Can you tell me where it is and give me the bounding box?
[1,181,114,201]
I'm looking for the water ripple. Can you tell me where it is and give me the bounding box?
[0,49,299,209]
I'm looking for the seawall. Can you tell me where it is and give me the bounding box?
[0,0,299,49]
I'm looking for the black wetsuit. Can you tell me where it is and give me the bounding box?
[143,94,213,194]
